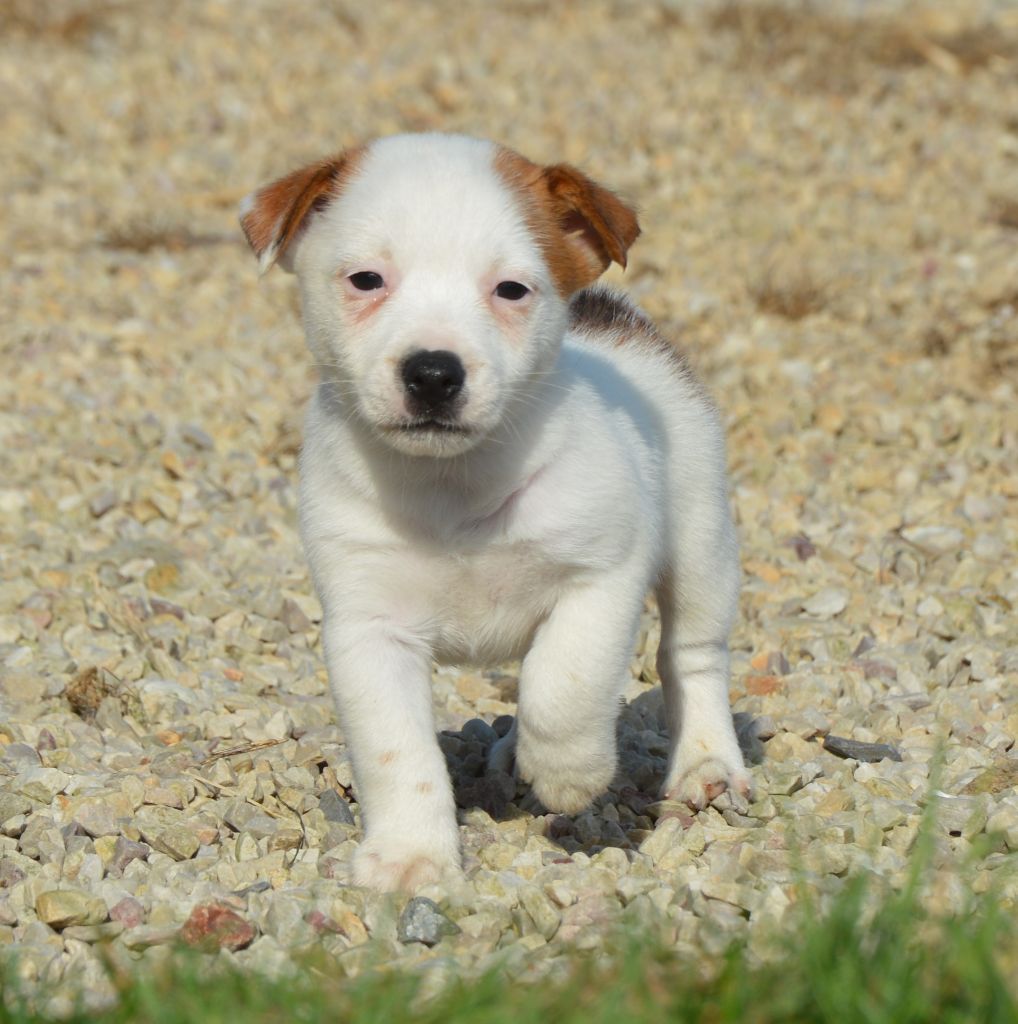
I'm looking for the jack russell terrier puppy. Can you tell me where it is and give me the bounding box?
[240,133,752,892]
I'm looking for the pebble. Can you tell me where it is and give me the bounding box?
[900,526,965,555]
[803,588,849,619]
[181,904,257,952]
[35,891,108,929]
[397,898,461,947]
[318,789,355,825]
[13,767,72,803]
[121,925,179,951]
[145,826,200,861]
[519,885,561,941]
[109,897,145,930]
[823,736,903,763]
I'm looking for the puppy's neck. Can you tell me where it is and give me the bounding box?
[320,369,567,535]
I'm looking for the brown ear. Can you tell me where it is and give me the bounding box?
[496,148,640,296]
[239,152,354,273]
[541,164,641,288]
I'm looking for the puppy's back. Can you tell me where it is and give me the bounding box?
[568,286,700,390]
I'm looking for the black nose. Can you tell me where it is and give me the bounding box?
[401,350,465,409]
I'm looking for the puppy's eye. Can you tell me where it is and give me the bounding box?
[348,271,385,291]
[494,281,530,301]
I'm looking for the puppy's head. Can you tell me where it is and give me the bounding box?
[240,134,639,457]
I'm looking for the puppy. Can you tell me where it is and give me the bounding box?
[240,133,751,891]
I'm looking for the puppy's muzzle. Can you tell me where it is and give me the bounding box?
[401,350,465,416]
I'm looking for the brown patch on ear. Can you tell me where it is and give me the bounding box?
[495,148,640,297]
[239,149,361,273]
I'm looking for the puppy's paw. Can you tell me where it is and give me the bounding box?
[352,836,462,893]
[516,736,615,815]
[664,757,754,812]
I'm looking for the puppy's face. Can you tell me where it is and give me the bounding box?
[241,134,639,457]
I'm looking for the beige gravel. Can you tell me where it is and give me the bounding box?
[1,0,1017,1012]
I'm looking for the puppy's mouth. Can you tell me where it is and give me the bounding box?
[385,418,470,436]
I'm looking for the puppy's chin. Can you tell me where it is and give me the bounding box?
[375,421,483,458]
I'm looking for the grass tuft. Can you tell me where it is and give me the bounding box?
[3,771,1014,1023]
[2,864,1015,1024]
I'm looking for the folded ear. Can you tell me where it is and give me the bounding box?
[239,152,353,274]
[496,149,641,296]
[539,163,640,294]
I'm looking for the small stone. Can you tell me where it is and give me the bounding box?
[263,708,293,741]
[0,793,32,824]
[181,903,256,952]
[13,766,71,803]
[235,832,260,862]
[745,674,781,696]
[639,816,685,864]
[456,772,516,818]
[36,890,108,929]
[986,805,1018,851]
[519,885,561,940]
[62,921,125,943]
[0,671,46,704]
[824,735,902,763]
[89,489,117,517]
[397,897,460,946]
[305,909,341,934]
[147,826,200,861]
[646,800,696,825]
[318,789,355,825]
[279,598,313,634]
[492,715,515,737]
[264,896,316,948]
[179,423,214,450]
[935,795,989,839]
[803,588,848,618]
[110,836,150,875]
[461,718,497,745]
[2,742,40,767]
[332,906,369,945]
[67,793,134,838]
[160,449,186,479]
[144,563,180,594]
[109,897,145,929]
[901,525,964,555]
[267,828,303,852]
[142,786,184,809]
[121,924,179,950]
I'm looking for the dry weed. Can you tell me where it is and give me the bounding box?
[750,254,828,320]
[708,2,1018,93]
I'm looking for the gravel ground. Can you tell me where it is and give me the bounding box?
[2,0,1017,1012]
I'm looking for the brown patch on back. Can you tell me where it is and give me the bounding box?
[569,286,657,340]
[569,286,693,378]
[378,750,397,766]
[240,147,363,270]
[494,147,640,298]
[415,781,433,795]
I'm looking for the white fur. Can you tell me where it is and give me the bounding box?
[266,134,750,891]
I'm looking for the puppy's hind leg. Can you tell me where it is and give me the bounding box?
[656,525,753,810]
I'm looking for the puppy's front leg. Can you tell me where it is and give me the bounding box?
[509,576,644,814]
[321,617,460,891]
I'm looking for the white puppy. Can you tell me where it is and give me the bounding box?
[240,133,752,892]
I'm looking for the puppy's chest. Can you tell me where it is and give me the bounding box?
[421,540,570,663]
